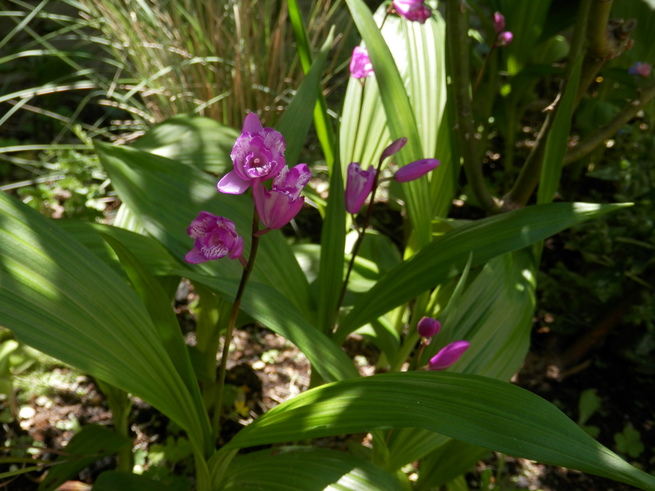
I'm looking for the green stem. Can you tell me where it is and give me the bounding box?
[212,210,261,436]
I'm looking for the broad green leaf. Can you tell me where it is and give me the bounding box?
[416,440,490,491]
[222,372,655,491]
[132,114,238,172]
[39,425,131,491]
[387,249,536,468]
[317,155,346,333]
[95,141,312,318]
[344,0,443,247]
[180,271,358,383]
[100,233,200,401]
[335,202,629,341]
[0,192,211,455]
[220,447,404,491]
[57,220,180,277]
[94,471,179,491]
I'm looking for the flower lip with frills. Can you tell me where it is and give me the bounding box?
[185,212,244,264]
[217,113,286,194]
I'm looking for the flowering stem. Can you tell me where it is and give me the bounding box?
[212,210,261,436]
[333,160,384,331]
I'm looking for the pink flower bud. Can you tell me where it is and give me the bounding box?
[394,159,440,183]
[495,31,513,47]
[345,162,376,214]
[380,137,407,163]
[350,47,374,79]
[417,317,441,338]
[185,212,244,264]
[493,12,506,33]
[428,340,470,371]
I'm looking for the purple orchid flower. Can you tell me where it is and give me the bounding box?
[427,340,470,371]
[394,159,440,183]
[417,317,441,338]
[350,46,374,79]
[253,164,311,230]
[217,113,286,194]
[185,212,244,264]
[393,0,431,24]
[345,162,377,215]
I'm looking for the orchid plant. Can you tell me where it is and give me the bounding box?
[1,0,655,490]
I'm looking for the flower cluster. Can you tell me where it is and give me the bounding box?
[493,12,513,47]
[186,114,310,263]
[417,316,470,371]
[345,137,439,215]
[393,0,431,24]
[629,62,652,77]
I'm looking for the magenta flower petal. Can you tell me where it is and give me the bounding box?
[350,47,373,79]
[380,137,407,163]
[253,164,311,229]
[394,159,440,183]
[417,317,441,338]
[495,31,513,47]
[186,212,244,264]
[345,162,376,214]
[428,340,470,371]
[493,12,505,33]
[217,170,252,194]
[393,0,431,23]
[220,113,286,194]
[242,112,264,133]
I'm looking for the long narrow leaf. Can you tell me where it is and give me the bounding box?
[221,447,404,491]
[221,372,655,490]
[335,202,629,341]
[344,0,433,246]
[0,193,211,455]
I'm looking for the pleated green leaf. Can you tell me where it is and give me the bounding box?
[344,0,443,246]
[38,425,131,491]
[386,250,537,469]
[316,155,346,334]
[95,141,312,318]
[221,447,404,491]
[132,114,238,173]
[222,372,655,490]
[181,271,358,383]
[0,192,211,455]
[58,221,180,277]
[335,202,629,341]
